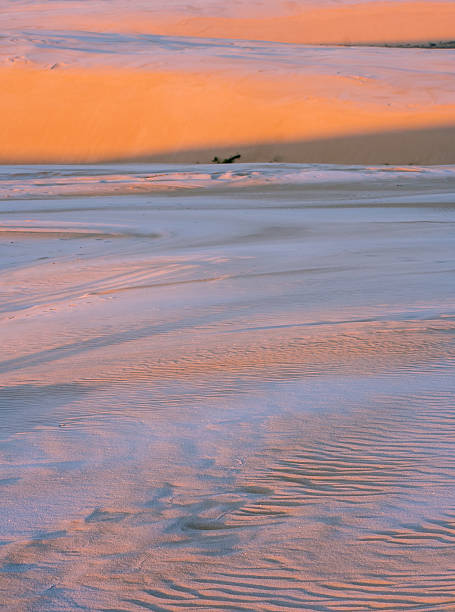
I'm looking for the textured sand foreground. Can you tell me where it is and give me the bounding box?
[1,164,455,610]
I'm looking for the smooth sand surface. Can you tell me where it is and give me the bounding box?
[1,164,455,609]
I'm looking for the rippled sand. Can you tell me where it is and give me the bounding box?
[1,164,455,610]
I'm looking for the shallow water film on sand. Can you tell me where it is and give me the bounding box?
[1,163,455,610]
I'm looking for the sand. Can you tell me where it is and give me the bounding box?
[1,1,455,608]
[1,0,455,164]
[1,164,455,609]
[1,34,455,164]
[3,0,455,45]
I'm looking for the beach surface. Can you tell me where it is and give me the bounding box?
[1,164,455,610]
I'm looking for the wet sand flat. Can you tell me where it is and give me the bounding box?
[1,164,455,610]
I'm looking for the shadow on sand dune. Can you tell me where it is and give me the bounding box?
[117,124,455,166]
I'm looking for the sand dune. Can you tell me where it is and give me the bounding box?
[2,1,454,163]
[1,33,455,163]
[111,1,455,45]
[2,0,455,44]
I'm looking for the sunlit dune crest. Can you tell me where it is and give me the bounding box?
[2,0,455,44]
[111,1,455,45]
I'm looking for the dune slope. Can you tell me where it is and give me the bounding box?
[1,32,455,163]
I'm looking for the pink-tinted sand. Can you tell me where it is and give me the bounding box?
[1,165,455,609]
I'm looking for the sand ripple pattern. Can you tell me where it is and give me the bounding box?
[1,165,455,610]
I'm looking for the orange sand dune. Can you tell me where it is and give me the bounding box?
[1,66,455,164]
[3,1,455,45]
[118,1,455,45]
